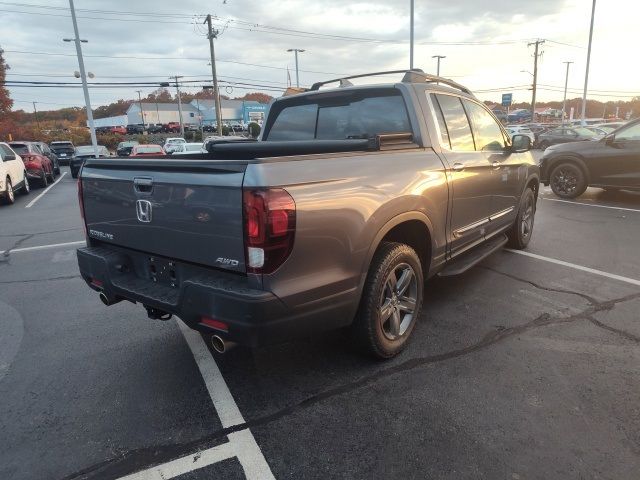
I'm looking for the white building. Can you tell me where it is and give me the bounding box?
[126,102,201,125]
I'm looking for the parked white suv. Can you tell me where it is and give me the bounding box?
[0,142,30,204]
[163,137,186,154]
[506,125,536,144]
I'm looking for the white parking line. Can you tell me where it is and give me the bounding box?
[0,240,85,255]
[541,196,640,213]
[25,171,67,208]
[117,442,237,480]
[506,249,640,287]
[117,322,274,480]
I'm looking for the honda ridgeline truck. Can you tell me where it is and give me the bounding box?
[76,70,539,358]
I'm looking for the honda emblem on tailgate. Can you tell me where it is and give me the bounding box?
[136,199,152,223]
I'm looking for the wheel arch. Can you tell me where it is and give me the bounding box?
[361,212,435,289]
[546,155,591,186]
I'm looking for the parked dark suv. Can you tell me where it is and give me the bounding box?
[49,141,75,166]
[540,118,640,198]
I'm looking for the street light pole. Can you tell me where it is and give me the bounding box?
[32,102,41,132]
[561,61,573,126]
[205,15,223,136]
[432,55,446,76]
[65,0,98,158]
[410,0,414,69]
[136,90,145,131]
[169,75,185,137]
[581,0,596,125]
[287,49,305,88]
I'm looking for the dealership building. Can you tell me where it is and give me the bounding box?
[90,100,268,128]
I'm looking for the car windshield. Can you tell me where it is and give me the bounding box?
[76,146,97,154]
[167,139,185,144]
[136,146,163,154]
[573,127,595,137]
[9,144,28,155]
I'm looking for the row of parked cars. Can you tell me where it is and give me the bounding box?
[0,141,62,205]
[504,120,628,149]
[96,121,250,136]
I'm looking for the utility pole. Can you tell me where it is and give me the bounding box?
[432,55,445,76]
[581,0,596,125]
[287,49,305,88]
[32,102,41,132]
[65,0,98,158]
[561,61,573,126]
[205,15,223,136]
[410,0,414,69]
[169,75,185,137]
[528,39,544,124]
[155,100,160,124]
[136,90,145,131]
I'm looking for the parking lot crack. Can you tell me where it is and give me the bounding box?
[60,289,640,480]
[587,316,640,343]
[481,266,599,305]
[0,274,80,284]
[0,234,34,265]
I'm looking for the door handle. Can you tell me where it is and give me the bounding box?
[451,163,465,172]
[491,161,501,169]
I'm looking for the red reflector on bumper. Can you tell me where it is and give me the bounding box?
[200,317,228,332]
[90,278,103,288]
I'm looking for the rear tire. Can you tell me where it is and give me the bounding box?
[351,242,424,359]
[3,177,15,204]
[507,187,536,249]
[47,169,55,183]
[71,169,78,179]
[39,169,48,187]
[550,162,587,198]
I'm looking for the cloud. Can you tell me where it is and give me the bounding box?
[3,0,636,110]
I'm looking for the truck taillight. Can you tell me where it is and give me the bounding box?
[243,188,296,274]
[77,177,87,235]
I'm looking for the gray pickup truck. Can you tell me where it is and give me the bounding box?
[76,70,539,358]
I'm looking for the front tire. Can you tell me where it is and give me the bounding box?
[352,242,424,359]
[550,162,587,198]
[507,187,536,249]
[20,175,30,195]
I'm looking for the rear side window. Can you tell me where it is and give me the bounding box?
[432,94,474,151]
[266,91,411,141]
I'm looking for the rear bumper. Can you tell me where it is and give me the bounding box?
[77,245,355,347]
[25,169,44,179]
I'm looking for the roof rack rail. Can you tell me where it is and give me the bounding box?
[309,68,474,96]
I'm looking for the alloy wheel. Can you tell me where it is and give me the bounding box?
[552,167,578,196]
[520,195,534,239]
[379,263,418,340]
[7,178,14,202]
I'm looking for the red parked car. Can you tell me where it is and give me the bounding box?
[130,144,166,157]
[20,153,54,187]
[109,126,127,135]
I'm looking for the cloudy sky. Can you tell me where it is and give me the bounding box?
[2,0,637,112]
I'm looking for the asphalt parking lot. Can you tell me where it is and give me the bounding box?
[1,162,639,480]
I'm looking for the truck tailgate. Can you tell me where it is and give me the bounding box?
[80,159,248,273]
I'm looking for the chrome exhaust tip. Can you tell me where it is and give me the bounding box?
[210,335,236,354]
[99,292,122,306]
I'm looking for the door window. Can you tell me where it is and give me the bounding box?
[463,100,506,152]
[0,144,14,160]
[615,122,640,141]
[432,94,475,151]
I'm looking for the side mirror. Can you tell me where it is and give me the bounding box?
[4,154,16,161]
[605,134,615,146]
[511,134,531,153]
